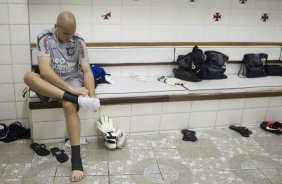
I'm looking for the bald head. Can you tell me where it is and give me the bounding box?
[55,11,76,42]
[56,11,76,29]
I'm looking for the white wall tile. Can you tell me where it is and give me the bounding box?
[162,101,191,113]
[12,64,30,83]
[60,5,92,24]
[123,0,151,6]
[61,0,91,5]
[80,119,99,137]
[241,108,267,125]
[16,101,29,119]
[251,27,275,42]
[14,83,27,101]
[112,116,131,133]
[76,24,92,42]
[11,45,31,64]
[269,97,282,107]
[206,0,232,8]
[244,97,270,109]
[228,26,253,42]
[215,110,242,127]
[266,107,282,122]
[31,109,65,122]
[8,4,28,24]
[28,0,59,4]
[0,102,17,119]
[122,25,150,42]
[160,113,189,130]
[150,25,178,42]
[130,115,160,132]
[10,25,30,44]
[8,0,27,3]
[229,9,254,26]
[18,118,30,129]
[100,104,131,117]
[191,100,219,112]
[179,8,206,25]
[29,5,60,24]
[0,84,15,102]
[204,26,229,42]
[151,7,178,25]
[218,98,245,110]
[33,121,66,140]
[189,111,217,129]
[0,0,7,3]
[152,0,179,7]
[123,6,151,25]
[177,25,205,42]
[93,0,122,6]
[274,27,282,42]
[0,46,11,64]
[252,10,276,26]
[92,25,122,42]
[132,103,162,115]
[103,66,121,77]
[29,24,53,43]
[0,25,10,44]
[78,109,99,120]
[0,4,8,24]
[0,65,13,83]
[255,0,282,10]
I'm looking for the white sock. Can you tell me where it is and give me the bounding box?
[78,95,100,111]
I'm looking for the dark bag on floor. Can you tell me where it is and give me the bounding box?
[238,53,267,78]
[173,67,201,82]
[199,51,228,79]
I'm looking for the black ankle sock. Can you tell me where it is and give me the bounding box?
[63,91,78,104]
[71,145,83,171]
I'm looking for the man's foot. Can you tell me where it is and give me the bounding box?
[70,170,84,182]
[78,95,100,111]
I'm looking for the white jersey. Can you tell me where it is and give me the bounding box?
[36,28,89,76]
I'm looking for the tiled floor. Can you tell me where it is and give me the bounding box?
[0,126,281,184]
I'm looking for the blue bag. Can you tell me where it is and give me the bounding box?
[90,64,106,79]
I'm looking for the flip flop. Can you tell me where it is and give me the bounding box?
[50,147,69,163]
[181,129,197,142]
[229,125,252,137]
[30,143,50,156]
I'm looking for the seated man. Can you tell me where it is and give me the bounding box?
[24,11,99,182]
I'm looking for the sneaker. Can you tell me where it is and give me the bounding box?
[78,95,100,111]
[116,129,128,149]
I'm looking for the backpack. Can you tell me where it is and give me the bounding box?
[199,51,228,80]
[238,53,267,78]
[90,64,107,79]
[174,46,203,82]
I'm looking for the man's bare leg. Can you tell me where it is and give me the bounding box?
[24,72,64,99]
[63,101,84,182]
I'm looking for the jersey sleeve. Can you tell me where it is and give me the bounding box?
[36,33,51,57]
[77,38,89,62]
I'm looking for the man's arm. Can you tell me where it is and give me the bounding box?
[80,61,95,97]
[38,56,88,96]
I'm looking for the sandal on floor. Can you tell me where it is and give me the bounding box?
[50,147,69,163]
[229,125,252,137]
[30,143,50,156]
[181,129,197,142]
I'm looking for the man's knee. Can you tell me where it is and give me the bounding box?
[63,101,77,114]
[24,72,37,86]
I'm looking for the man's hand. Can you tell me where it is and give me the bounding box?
[70,87,89,96]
